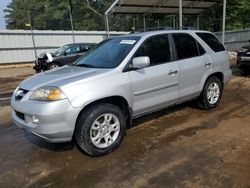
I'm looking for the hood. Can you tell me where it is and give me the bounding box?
[19,66,111,90]
[38,52,58,59]
[38,53,47,59]
[50,52,59,57]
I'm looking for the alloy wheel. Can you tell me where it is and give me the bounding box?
[90,113,120,148]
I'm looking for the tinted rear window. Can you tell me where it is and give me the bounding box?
[74,36,140,68]
[172,33,203,60]
[196,33,225,52]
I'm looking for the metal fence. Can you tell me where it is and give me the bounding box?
[1,29,249,64]
[215,28,250,51]
[0,30,128,64]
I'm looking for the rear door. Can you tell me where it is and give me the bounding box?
[171,33,212,100]
[61,44,81,64]
[129,34,179,116]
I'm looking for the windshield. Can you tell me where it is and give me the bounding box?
[52,45,69,55]
[74,36,140,68]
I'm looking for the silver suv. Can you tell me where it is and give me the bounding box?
[11,30,232,156]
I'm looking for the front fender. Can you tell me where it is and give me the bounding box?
[62,72,132,109]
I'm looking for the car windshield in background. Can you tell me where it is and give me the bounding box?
[74,36,140,68]
[53,45,69,55]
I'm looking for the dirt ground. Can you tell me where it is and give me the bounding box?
[0,66,250,188]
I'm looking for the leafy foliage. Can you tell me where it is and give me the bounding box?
[199,0,250,31]
[4,0,250,31]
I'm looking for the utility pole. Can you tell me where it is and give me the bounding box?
[68,0,75,43]
[133,17,136,32]
[179,0,183,29]
[27,10,37,59]
[222,0,227,45]
[173,15,176,29]
[105,14,110,38]
[143,15,146,32]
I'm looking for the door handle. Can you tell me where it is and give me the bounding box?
[168,70,178,75]
[204,62,212,67]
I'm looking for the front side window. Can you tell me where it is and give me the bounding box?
[172,33,203,60]
[65,45,81,54]
[74,36,140,68]
[134,34,171,66]
[196,32,225,52]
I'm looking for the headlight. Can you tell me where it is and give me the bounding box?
[30,87,66,101]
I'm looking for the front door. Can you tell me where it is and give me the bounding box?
[129,34,179,116]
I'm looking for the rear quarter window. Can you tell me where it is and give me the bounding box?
[196,33,225,52]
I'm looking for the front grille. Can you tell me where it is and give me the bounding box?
[15,88,28,101]
[15,111,25,121]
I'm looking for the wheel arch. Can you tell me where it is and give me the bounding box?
[75,96,132,131]
[197,72,224,110]
[206,72,224,87]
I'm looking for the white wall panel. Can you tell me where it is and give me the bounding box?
[0,30,128,64]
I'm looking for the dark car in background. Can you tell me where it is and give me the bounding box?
[237,40,250,73]
[34,43,95,72]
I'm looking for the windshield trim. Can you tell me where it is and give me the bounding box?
[52,45,69,55]
[74,36,141,69]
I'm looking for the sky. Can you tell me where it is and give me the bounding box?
[0,0,11,29]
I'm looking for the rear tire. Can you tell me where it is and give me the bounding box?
[197,76,223,110]
[75,103,126,157]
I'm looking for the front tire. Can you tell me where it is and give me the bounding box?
[75,103,126,156]
[197,76,223,110]
[48,62,60,70]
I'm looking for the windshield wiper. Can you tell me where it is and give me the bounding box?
[74,64,96,68]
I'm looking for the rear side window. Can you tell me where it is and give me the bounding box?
[196,33,225,52]
[135,34,171,66]
[172,33,204,60]
[80,44,91,52]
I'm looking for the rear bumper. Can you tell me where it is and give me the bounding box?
[237,61,250,67]
[224,69,232,84]
[237,54,250,66]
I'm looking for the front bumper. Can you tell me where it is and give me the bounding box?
[33,59,49,72]
[11,91,81,143]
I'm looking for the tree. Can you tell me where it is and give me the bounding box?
[4,0,250,31]
[199,0,250,31]
[226,0,250,29]
[4,0,72,30]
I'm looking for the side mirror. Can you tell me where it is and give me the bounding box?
[132,56,150,69]
[63,52,67,56]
